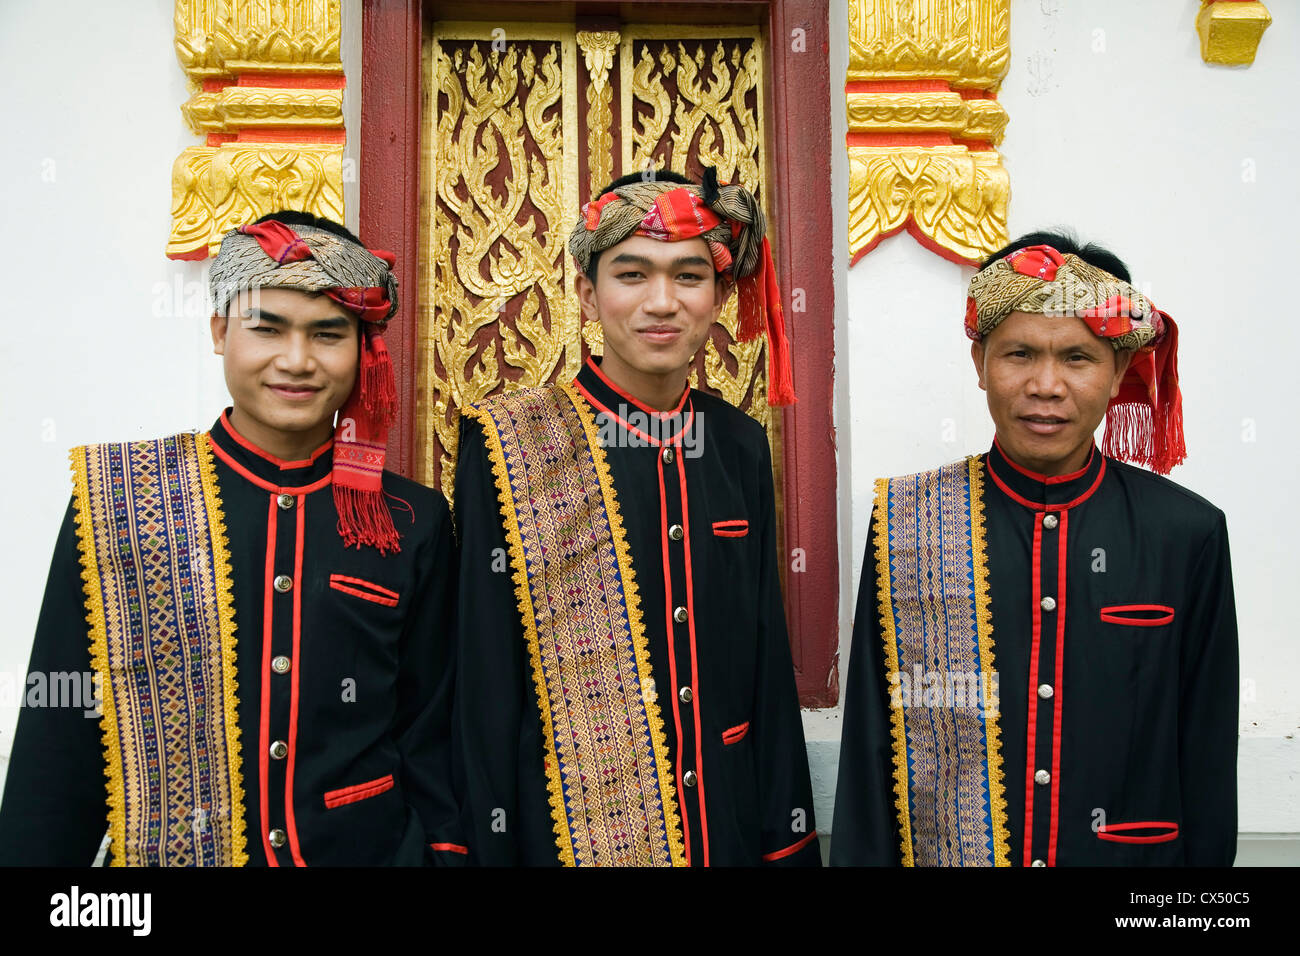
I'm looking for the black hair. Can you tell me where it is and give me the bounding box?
[252,209,365,247]
[981,228,1131,283]
[585,169,698,285]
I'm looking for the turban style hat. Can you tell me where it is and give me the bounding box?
[210,219,403,552]
[569,168,795,405]
[966,244,1185,475]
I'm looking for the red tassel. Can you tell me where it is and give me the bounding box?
[333,484,401,555]
[361,329,399,429]
[1102,403,1153,469]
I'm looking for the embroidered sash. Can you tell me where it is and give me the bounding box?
[72,433,245,866]
[466,382,685,867]
[874,457,1010,866]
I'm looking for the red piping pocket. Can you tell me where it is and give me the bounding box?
[1099,604,1175,627]
[722,721,750,745]
[323,773,395,809]
[1097,820,1179,844]
[330,574,400,608]
[713,520,749,538]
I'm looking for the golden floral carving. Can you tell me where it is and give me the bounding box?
[847,0,1010,90]
[1197,1,1272,66]
[174,0,342,81]
[577,31,621,199]
[182,87,343,133]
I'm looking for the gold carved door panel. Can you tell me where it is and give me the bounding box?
[419,21,778,503]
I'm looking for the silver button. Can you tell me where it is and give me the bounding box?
[673,606,688,624]
[1042,513,1059,530]
[1031,858,1046,867]
[274,574,293,593]
[277,493,295,510]
[1040,595,1056,612]
[271,655,291,674]
[661,447,675,464]
[269,828,287,848]
[269,740,288,760]
[1037,683,1053,699]
[1034,769,1051,785]
[669,524,684,541]
[678,686,693,703]
[683,770,697,788]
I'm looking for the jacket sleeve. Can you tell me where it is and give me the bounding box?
[830,512,904,866]
[752,437,821,867]
[390,489,467,866]
[1177,511,1239,865]
[451,417,557,866]
[0,498,108,866]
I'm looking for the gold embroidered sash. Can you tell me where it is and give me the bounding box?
[466,382,685,866]
[72,433,245,866]
[874,457,1010,866]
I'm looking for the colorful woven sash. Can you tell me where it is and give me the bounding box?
[72,433,245,866]
[466,382,685,866]
[873,457,1010,866]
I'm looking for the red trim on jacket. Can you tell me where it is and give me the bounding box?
[721,722,750,745]
[762,831,818,861]
[987,453,1106,511]
[676,451,710,866]
[208,435,333,495]
[1100,604,1175,626]
[657,456,692,866]
[711,519,749,538]
[1097,821,1180,844]
[219,409,333,468]
[285,496,308,866]
[323,773,395,809]
[585,356,690,419]
[329,574,400,607]
[993,435,1095,485]
[430,842,469,854]
[1047,510,1068,867]
[1022,513,1045,867]
[259,495,279,866]
[572,377,694,447]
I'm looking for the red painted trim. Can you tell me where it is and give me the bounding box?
[235,73,346,89]
[712,519,749,538]
[657,457,691,867]
[285,496,308,866]
[721,721,750,745]
[328,573,400,606]
[1100,605,1176,627]
[259,494,279,866]
[221,409,333,468]
[845,80,949,93]
[1097,821,1180,844]
[986,454,1107,511]
[235,128,346,144]
[430,842,469,854]
[323,773,396,809]
[994,435,1094,485]
[846,131,952,148]
[677,451,709,867]
[363,0,840,707]
[1022,513,1044,867]
[586,356,690,418]
[761,831,818,862]
[208,435,333,495]
[1047,511,1068,867]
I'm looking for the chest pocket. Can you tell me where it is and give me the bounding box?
[712,519,749,538]
[1099,604,1175,627]
[329,573,400,608]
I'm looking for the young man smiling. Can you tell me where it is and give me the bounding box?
[0,212,464,866]
[453,170,819,866]
[832,232,1239,867]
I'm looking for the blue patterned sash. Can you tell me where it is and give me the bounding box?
[873,457,1010,866]
[72,433,245,866]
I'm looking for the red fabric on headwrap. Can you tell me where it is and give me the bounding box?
[238,221,313,264]
[327,286,393,324]
[1102,313,1185,476]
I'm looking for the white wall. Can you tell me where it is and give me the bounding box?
[0,0,362,776]
[821,0,1299,849]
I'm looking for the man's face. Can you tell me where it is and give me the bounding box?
[211,287,359,446]
[576,234,727,390]
[972,310,1132,476]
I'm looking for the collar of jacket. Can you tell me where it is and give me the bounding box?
[984,435,1107,511]
[208,408,335,491]
[572,356,695,447]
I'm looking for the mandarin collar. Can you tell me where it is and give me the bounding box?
[572,357,694,446]
[984,436,1106,511]
[207,408,334,492]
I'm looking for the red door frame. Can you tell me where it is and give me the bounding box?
[361,0,839,706]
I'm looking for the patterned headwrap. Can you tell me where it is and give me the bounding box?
[568,168,795,405]
[210,219,403,553]
[966,244,1185,475]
